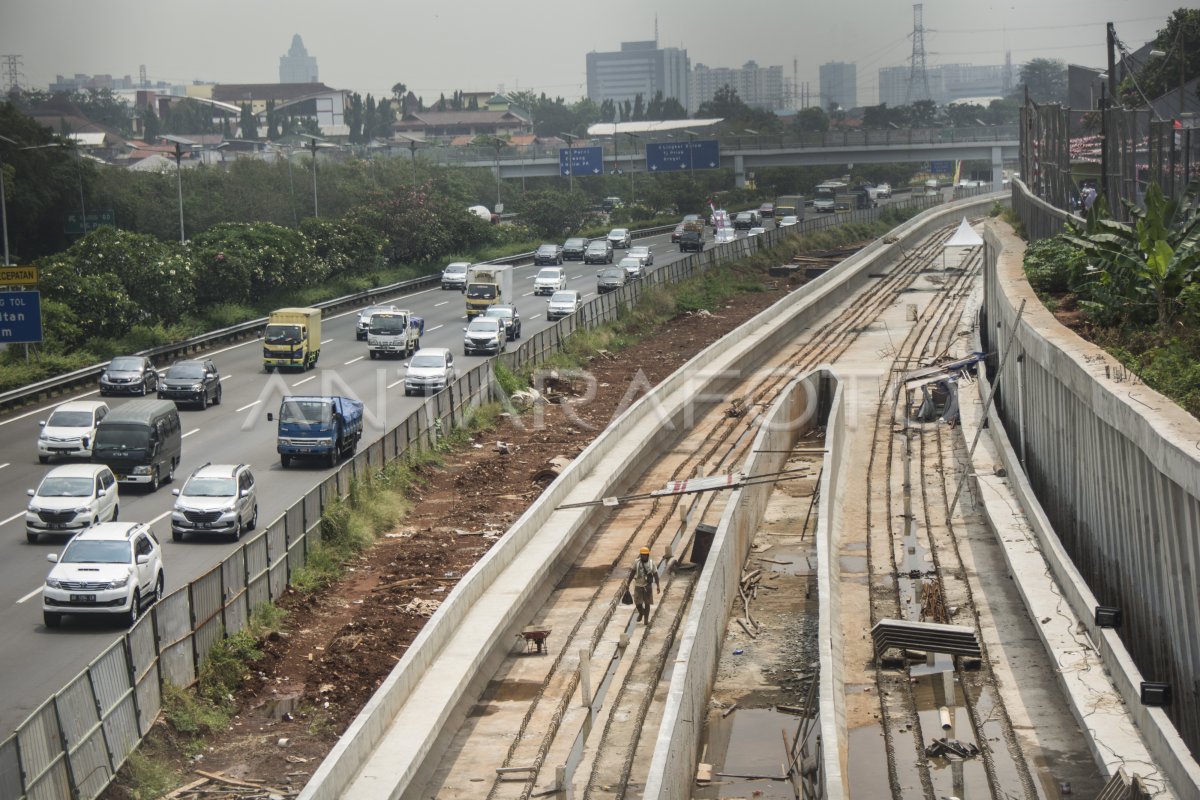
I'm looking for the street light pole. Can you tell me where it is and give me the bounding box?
[161,136,197,243]
[308,136,320,218]
[560,132,576,193]
[625,132,639,204]
[684,129,699,185]
[0,133,15,266]
[489,136,505,211]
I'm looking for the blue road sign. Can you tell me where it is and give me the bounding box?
[645,139,721,172]
[0,290,43,344]
[559,146,604,177]
[929,160,955,175]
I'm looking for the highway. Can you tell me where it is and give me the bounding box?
[0,224,755,735]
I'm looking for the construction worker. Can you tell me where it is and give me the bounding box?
[631,547,660,623]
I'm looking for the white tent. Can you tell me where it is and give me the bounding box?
[943,217,983,267]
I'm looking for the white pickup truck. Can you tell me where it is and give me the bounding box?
[367,310,421,359]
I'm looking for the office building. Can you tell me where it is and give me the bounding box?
[690,60,785,114]
[586,41,689,110]
[819,61,857,110]
[280,34,318,84]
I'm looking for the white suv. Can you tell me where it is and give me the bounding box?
[42,522,164,628]
[37,400,109,463]
[171,463,258,541]
[534,267,567,296]
[26,464,119,544]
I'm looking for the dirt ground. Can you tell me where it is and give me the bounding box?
[105,270,807,797]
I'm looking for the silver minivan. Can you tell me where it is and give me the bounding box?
[26,463,119,543]
[597,266,627,294]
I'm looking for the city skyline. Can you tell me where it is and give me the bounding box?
[0,0,1182,107]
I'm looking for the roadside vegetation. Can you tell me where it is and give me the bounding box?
[1022,181,1200,417]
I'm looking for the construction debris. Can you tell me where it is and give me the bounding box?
[165,770,300,799]
[925,737,980,759]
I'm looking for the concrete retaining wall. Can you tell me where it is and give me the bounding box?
[299,194,1004,800]
[643,371,835,798]
[981,220,1200,795]
[817,371,849,799]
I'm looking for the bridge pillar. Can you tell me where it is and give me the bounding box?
[734,154,746,189]
[992,146,1004,192]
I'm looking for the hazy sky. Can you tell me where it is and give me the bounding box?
[0,0,1182,105]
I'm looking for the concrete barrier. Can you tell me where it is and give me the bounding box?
[299,193,1005,800]
[980,220,1200,798]
[643,370,837,799]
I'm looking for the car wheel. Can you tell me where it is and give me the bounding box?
[281,454,292,468]
[249,505,258,530]
[124,590,140,627]
[327,449,338,468]
[112,505,119,522]
[151,573,163,606]
[150,467,160,492]
[199,391,208,410]
[370,351,379,360]
[26,532,38,544]
[166,460,176,484]
[213,386,222,405]
[139,381,147,396]
[232,518,242,541]
[172,529,182,542]
[38,455,49,464]
[43,611,61,628]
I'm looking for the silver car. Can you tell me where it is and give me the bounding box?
[171,463,258,541]
[37,400,109,463]
[547,290,582,321]
[405,348,456,396]
[26,464,120,543]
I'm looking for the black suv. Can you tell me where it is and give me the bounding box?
[562,237,589,261]
[534,243,563,265]
[158,359,222,409]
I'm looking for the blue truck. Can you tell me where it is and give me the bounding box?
[267,396,364,468]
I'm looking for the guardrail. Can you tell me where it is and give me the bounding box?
[0,224,676,416]
[0,196,936,800]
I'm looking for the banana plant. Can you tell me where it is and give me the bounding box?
[1063,180,1200,333]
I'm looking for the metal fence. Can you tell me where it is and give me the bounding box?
[1019,100,1200,224]
[0,191,939,800]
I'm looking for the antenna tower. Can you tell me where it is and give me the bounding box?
[1,54,24,93]
[904,3,933,104]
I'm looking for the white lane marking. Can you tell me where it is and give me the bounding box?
[434,301,449,307]
[523,291,535,297]
[236,400,261,412]
[209,336,262,356]
[425,324,443,333]
[529,314,542,320]
[2,510,25,526]
[292,376,317,387]
[148,508,173,525]
[320,338,333,345]
[17,585,41,604]
[219,374,233,382]
[581,293,593,299]
[344,356,365,365]
[0,463,8,470]
[182,428,200,439]
[387,377,406,389]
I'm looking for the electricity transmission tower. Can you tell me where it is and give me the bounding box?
[1,55,24,94]
[904,4,933,104]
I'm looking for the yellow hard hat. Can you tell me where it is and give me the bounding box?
[639,547,650,555]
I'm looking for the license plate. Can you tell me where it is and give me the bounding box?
[199,522,212,529]
[298,448,311,453]
[51,447,74,452]
[48,523,65,529]
[70,594,95,603]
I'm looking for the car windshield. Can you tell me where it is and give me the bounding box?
[46,410,92,428]
[409,354,444,368]
[609,229,628,237]
[38,477,94,497]
[93,424,149,451]
[444,264,467,275]
[565,238,585,247]
[167,364,205,379]
[279,400,331,425]
[466,284,496,299]
[485,308,513,320]
[183,477,236,497]
[601,269,624,279]
[108,357,142,371]
[537,269,560,280]
[369,316,407,334]
[586,243,607,251]
[619,259,640,267]
[62,540,131,564]
[468,319,499,332]
[264,324,302,345]
[629,247,648,256]
[551,292,576,303]
[360,306,391,319]
[537,245,557,254]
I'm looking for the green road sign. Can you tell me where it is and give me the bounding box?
[65,210,116,234]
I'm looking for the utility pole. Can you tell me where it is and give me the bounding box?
[560,132,577,193]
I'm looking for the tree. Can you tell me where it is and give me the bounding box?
[239,103,258,139]
[1017,58,1067,104]
[1124,9,1200,107]
[142,104,160,143]
[516,189,589,237]
[391,82,407,104]
[266,100,279,140]
[794,107,829,134]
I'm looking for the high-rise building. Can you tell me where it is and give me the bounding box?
[279,34,318,84]
[586,41,689,111]
[878,61,1012,107]
[819,62,857,110]
[690,61,785,114]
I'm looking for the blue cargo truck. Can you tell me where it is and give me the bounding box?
[267,396,364,468]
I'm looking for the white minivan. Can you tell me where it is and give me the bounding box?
[26,463,119,543]
[37,400,109,463]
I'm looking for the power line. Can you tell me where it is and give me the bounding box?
[936,15,1165,34]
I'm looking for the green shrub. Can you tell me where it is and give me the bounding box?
[495,363,527,396]
[1023,236,1081,295]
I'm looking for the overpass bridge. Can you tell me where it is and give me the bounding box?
[418,125,1020,191]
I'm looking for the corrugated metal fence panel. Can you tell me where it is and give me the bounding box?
[268,558,288,602]
[193,613,225,672]
[55,672,99,749]
[244,530,269,582]
[127,613,160,733]
[0,737,21,800]
[133,663,161,739]
[191,568,224,633]
[247,573,270,615]
[66,726,109,800]
[155,590,196,688]
[15,702,65,795]
[287,529,306,576]
[27,762,71,800]
[221,550,249,636]
[285,502,305,546]
[266,520,287,569]
[89,643,132,722]
[303,490,323,536]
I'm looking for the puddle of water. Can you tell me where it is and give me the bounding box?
[847,723,923,797]
[694,707,807,799]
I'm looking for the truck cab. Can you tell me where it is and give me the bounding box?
[263,307,321,371]
[367,311,421,359]
[268,396,364,468]
[465,266,513,318]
